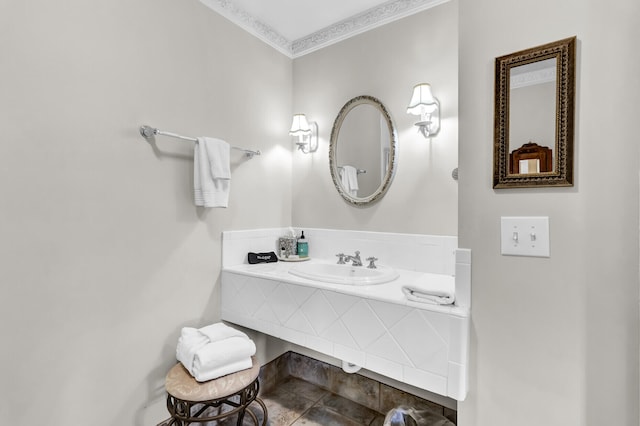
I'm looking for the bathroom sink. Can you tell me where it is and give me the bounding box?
[289,263,399,285]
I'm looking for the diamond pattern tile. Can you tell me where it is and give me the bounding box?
[341,300,386,350]
[287,284,316,306]
[285,309,316,335]
[365,332,412,365]
[300,291,338,335]
[268,284,299,325]
[222,273,465,399]
[391,310,448,375]
[242,281,269,317]
[367,299,411,328]
[323,291,360,316]
[254,299,279,323]
[321,319,357,349]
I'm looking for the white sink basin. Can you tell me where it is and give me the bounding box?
[289,262,399,285]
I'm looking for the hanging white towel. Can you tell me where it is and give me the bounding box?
[194,137,231,208]
[340,165,359,197]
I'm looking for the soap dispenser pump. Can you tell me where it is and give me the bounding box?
[297,231,308,258]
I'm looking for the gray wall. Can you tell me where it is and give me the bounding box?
[459,0,640,425]
[0,0,292,424]
[291,2,459,236]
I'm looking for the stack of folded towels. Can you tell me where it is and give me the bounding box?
[176,322,256,382]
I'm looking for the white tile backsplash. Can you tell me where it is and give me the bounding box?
[223,228,457,275]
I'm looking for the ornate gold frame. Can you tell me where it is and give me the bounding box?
[329,95,398,206]
[493,36,576,188]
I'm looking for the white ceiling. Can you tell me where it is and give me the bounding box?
[199,0,448,58]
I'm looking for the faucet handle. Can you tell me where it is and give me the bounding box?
[366,257,378,269]
[336,253,346,264]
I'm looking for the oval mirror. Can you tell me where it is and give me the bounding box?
[329,95,398,205]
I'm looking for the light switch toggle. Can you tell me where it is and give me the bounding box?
[501,216,550,257]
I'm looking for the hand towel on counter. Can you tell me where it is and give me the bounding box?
[340,165,359,197]
[192,336,256,382]
[402,275,455,305]
[194,137,231,208]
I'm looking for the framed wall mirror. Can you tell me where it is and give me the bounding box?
[329,95,398,206]
[493,36,576,188]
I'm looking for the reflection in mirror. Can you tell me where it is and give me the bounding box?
[330,96,397,205]
[493,36,576,188]
[509,58,556,173]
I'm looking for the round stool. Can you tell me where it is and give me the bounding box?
[165,356,267,425]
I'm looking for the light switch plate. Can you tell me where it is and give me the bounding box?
[500,216,550,257]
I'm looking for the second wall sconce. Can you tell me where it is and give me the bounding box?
[407,83,441,138]
[289,114,318,154]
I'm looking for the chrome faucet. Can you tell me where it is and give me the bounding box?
[366,257,378,269]
[344,251,362,267]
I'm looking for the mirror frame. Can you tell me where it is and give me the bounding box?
[493,36,576,188]
[329,95,398,206]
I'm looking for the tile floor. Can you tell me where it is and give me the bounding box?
[260,376,385,426]
[161,376,456,426]
[160,351,456,426]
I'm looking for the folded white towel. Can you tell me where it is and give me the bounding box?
[198,322,249,343]
[340,165,359,197]
[193,357,253,382]
[176,323,255,379]
[194,137,231,208]
[402,275,455,305]
[192,336,256,381]
[176,328,210,373]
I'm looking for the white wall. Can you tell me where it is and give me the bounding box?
[291,2,459,236]
[458,0,640,425]
[0,0,292,424]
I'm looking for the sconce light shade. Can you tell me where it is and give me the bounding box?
[289,114,312,136]
[407,83,441,138]
[289,114,318,154]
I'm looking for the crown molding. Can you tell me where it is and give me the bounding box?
[199,0,293,57]
[510,67,556,89]
[200,0,449,58]
[291,0,449,57]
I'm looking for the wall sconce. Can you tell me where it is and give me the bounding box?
[289,114,318,154]
[407,83,441,138]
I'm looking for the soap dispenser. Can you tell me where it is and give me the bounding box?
[297,231,309,258]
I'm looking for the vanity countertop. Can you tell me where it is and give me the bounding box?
[223,259,469,317]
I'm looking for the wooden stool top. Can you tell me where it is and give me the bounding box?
[166,356,260,402]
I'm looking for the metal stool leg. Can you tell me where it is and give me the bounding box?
[166,377,268,425]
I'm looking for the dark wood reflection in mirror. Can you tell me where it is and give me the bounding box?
[493,36,576,188]
[509,142,552,174]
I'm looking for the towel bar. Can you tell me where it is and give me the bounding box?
[139,125,261,159]
[338,165,366,174]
